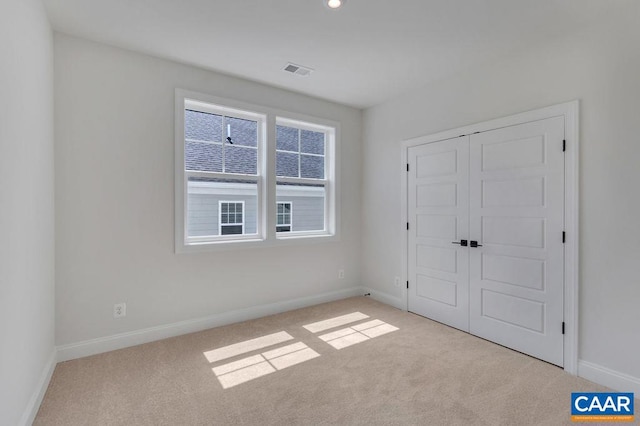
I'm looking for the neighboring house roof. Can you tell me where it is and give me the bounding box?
[185,109,325,179]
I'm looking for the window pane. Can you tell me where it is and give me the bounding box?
[225,145,257,175]
[221,225,243,235]
[224,116,257,147]
[187,177,257,237]
[185,110,222,142]
[300,155,324,179]
[276,125,298,152]
[277,183,325,233]
[276,151,299,177]
[185,141,222,172]
[301,130,325,155]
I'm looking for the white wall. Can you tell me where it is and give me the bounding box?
[54,34,362,347]
[0,0,56,424]
[362,7,640,384]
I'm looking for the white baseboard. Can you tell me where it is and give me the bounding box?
[578,360,640,394]
[20,348,57,426]
[57,287,363,362]
[362,287,406,311]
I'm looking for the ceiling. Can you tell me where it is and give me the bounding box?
[43,0,630,109]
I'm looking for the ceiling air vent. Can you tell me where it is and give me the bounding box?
[283,63,313,77]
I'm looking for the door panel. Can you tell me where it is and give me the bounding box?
[481,290,545,332]
[481,254,545,291]
[469,116,565,366]
[408,137,469,332]
[482,177,545,207]
[481,216,546,248]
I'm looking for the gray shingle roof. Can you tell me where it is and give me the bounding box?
[185,109,324,179]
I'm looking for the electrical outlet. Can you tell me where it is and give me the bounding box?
[113,303,126,318]
[394,277,401,288]
[338,269,345,279]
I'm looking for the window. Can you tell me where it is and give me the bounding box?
[176,89,338,251]
[181,98,264,243]
[276,119,330,236]
[276,202,292,232]
[219,202,244,235]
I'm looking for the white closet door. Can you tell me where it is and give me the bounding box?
[408,136,470,332]
[468,116,565,366]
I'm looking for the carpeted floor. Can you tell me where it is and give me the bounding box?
[35,297,625,425]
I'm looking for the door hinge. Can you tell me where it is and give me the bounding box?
[406,163,409,172]
[562,322,565,335]
[406,222,409,230]
[563,140,566,152]
[562,231,566,243]
[406,281,409,289]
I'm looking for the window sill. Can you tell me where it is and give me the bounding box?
[176,233,339,254]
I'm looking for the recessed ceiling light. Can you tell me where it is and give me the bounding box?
[325,0,345,10]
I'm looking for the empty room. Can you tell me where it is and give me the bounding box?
[2,0,639,424]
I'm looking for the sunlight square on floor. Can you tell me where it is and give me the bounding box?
[207,339,320,389]
[203,331,294,363]
[302,312,369,333]
[318,319,399,350]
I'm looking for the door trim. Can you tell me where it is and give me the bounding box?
[400,101,579,375]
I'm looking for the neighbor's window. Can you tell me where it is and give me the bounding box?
[276,202,292,232]
[176,90,337,250]
[219,201,244,235]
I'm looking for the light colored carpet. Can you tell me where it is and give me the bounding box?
[35,297,625,425]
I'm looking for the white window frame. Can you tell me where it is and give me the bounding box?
[218,201,245,236]
[275,117,335,239]
[175,89,340,252]
[276,201,293,232]
[179,96,265,246]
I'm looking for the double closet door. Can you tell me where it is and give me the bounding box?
[407,116,565,367]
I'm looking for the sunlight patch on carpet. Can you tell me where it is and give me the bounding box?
[302,312,370,333]
[203,331,294,363]
[319,319,399,350]
[209,341,320,389]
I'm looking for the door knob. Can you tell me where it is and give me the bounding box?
[452,239,468,247]
[470,240,483,247]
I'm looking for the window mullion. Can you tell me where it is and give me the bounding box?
[264,114,277,242]
[297,128,302,178]
[221,116,226,173]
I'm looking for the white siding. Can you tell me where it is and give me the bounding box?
[187,192,324,235]
[278,196,324,232]
[188,195,257,236]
